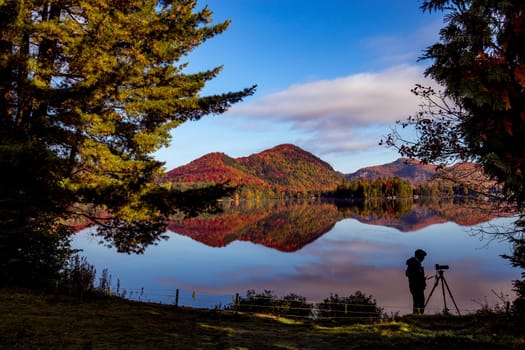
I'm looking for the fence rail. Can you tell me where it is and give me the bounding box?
[101,286,488,319]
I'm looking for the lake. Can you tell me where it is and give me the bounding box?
[72,199,521,315]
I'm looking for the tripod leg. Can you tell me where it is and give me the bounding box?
[424,277,439,309]
[440,276,449,314]
[442,276,461,315]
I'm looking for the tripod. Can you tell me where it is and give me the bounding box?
[424,268,460,315]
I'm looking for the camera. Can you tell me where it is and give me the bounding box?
[435,264,449,270]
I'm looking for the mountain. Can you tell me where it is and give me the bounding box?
[345,158,438,184]
[165,144,491,195]
[165,144,344,194]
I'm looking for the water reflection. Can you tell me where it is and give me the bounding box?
[338,198,504,232]
[168,201,341,252]
[168,199,509,250]
[73,200,520,315]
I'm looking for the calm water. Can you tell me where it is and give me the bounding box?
[72,200,521,315]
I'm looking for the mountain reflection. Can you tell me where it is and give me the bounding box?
[337,198,505,232]
[168,199,507,251]
[168,201,341,252]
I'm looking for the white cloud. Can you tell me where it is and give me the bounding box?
[228,64,438,155]
[230,65,430,125]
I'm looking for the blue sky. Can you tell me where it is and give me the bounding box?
[154,0,445,173]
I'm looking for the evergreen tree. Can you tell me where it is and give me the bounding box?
[385,0,525,207]
[383,0,525,315]
[0,0,255,266]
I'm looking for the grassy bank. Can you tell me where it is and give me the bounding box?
[0,288,523,349]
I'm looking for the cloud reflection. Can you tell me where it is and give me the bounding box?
[157,229,517,315]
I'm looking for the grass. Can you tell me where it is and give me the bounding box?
[0,288,524,349]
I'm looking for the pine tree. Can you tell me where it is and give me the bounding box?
[0,0,255,260]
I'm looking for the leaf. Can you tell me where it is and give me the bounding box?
[515,64,525,89]
[503,118,513,136]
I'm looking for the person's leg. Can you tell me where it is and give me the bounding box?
[414,289,425,314]
[410,287,425,314]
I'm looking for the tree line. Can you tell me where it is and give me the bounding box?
[330,176,483,200]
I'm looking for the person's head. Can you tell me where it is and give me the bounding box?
[414,249,427,261]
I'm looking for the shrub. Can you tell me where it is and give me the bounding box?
[316,291,383,325]
[275,293,313,320]
[58,255,96,296]
[233,290,313,319]
[0,219,74,289]
[231,290,384,324]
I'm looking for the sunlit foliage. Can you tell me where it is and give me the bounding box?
[0,0,254,285]
[166,144,344,199]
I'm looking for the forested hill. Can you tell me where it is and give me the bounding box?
[165,144,488,198]
[165,144,345,196]
[345,158,438,184]
[236,144,344,191]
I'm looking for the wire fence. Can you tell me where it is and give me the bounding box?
[101,285,500,321]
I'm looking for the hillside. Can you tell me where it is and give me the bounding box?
[165,152,271,188]
[236,144,344,192]
[346,158,438,184]
[165,144,344,195]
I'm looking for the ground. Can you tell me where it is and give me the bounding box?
[0,288,523,349]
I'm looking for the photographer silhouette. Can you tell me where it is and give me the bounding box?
[405,249,427,314]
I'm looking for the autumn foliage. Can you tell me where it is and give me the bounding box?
[166,144,345,198]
